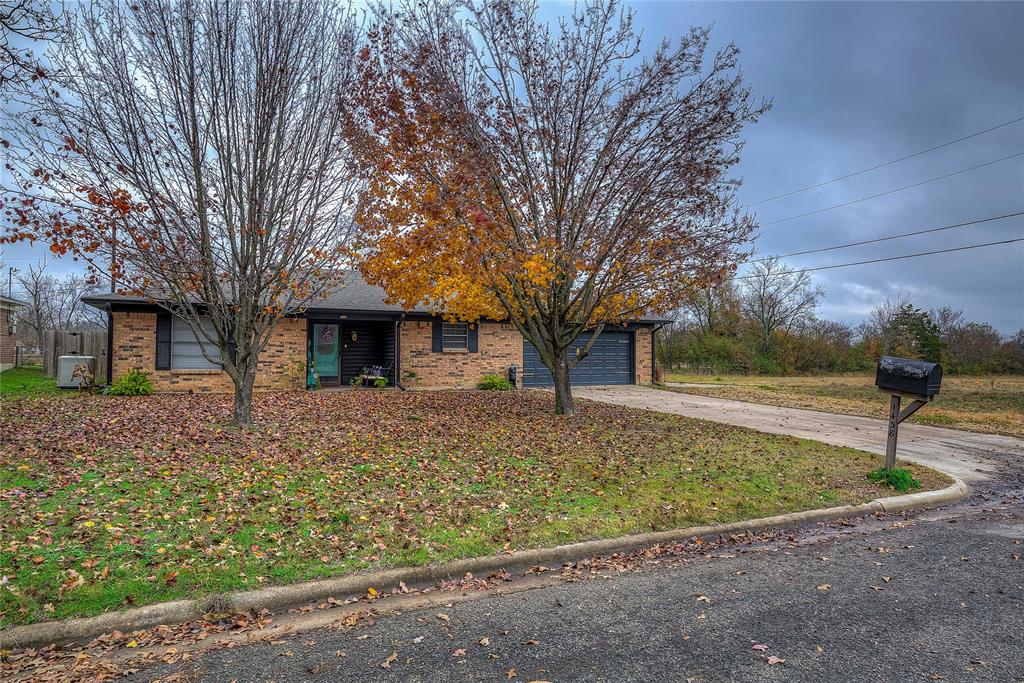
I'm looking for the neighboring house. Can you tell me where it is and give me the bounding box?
[0,295,27,372]
[82,272,667,392]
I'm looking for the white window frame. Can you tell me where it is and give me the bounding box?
[171,315,222,370]
[442,322,469,351]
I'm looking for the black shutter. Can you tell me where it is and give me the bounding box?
[468,323,479,352]
[155,312,172,370]
[431,320,443,352]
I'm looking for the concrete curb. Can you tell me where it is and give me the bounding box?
[0,477,969,651]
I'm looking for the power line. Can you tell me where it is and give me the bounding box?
[743,115,1024,207]
[761,152,1024,226]
[749,211,1024,263]
[735,237,1024,280]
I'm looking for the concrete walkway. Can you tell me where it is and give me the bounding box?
[574,385,1024,484]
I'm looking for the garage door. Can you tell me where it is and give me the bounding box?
[522,331,633,387]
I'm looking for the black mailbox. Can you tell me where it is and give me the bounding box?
[875,356,942,399]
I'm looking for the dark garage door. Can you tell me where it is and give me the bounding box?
[522,331,633,387]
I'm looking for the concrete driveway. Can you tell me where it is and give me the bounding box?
[573,385,1024,485]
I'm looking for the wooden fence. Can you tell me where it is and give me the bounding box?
[42,329,108,381]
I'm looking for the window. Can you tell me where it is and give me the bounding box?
[442,322,469,351]
[171,316,222,370]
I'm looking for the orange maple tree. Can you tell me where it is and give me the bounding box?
[348,0,769,414]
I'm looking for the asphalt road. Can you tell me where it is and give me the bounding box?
[128,486,1023,682]
[126,391,1024,683]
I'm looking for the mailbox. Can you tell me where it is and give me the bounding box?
[875,356,942,400]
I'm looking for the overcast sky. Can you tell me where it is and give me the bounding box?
[3,1,1022,332]
[613,1,1023,334]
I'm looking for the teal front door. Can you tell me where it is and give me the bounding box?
[312,323,340,385]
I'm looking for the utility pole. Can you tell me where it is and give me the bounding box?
[7,266,18,298]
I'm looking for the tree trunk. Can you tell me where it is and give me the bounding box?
[232,364,257,427]
[552,351,575,416]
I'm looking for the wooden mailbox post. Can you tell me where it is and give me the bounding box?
[874,356,943,469]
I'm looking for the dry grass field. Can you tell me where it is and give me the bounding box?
[663,374,1024,438]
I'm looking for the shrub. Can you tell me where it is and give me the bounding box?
[373,376,388,388]
[867,467,921,493]
[107,369,155,396]
[477,373,514,390]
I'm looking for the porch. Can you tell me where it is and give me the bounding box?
[307,318,398,388]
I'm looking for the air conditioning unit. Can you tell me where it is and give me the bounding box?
[57,355,95,389]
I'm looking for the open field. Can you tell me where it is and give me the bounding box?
[663,373,1024,438]
[0,390,948,626]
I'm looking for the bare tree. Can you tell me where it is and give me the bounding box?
[683,279,741,337]
[860,294,911,355]
[930,305,965,343]
[3,0,362,425]
[13,262,106,345]
[739,257,822,351]
[1,0,62,89]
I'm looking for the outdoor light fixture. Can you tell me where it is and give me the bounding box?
[351,330,358,342]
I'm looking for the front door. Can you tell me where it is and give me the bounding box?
[312,323,340,385]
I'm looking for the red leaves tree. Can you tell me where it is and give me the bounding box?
[1,0,362,426]
[348,0,769,414]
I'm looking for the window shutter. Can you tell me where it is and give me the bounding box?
[155,312,172,370]
[468,323,479,352]
[431,320,443,352]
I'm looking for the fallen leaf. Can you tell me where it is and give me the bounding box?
[506,668,517,679]
[452,648,467,657]
[412,635,425,644]
[478,637,490,646]
[380,651,397,669]
[767,656,785,665]
[752,643,768,652]
[816,584,831,591]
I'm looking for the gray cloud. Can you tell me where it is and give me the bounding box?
[620,1,1023,333]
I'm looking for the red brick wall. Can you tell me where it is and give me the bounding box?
[111,312,305,392]
[635,327,653,384]
[0,306,16,370]
[399,320,523,389]
[400,320,656,388]
[108,311,656,392]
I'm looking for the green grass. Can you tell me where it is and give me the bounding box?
[867,467,921,493]
[0,365,60,398]
[662,373,1024,438]
[0,390,950,626]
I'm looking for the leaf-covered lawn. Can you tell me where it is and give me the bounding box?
[1,390,948,626]
[662,374,1024,438]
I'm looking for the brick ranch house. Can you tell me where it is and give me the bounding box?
[82,272,668,392]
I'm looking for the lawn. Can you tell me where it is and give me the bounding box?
[663,373,1024,438]
[0,390,948,627]
[0,365,60,399]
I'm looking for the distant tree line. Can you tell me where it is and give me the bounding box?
[656,258,1024,376]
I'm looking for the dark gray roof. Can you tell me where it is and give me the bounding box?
[79,271,428,314]
[312,271,429,313]
[81,270,672,324]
